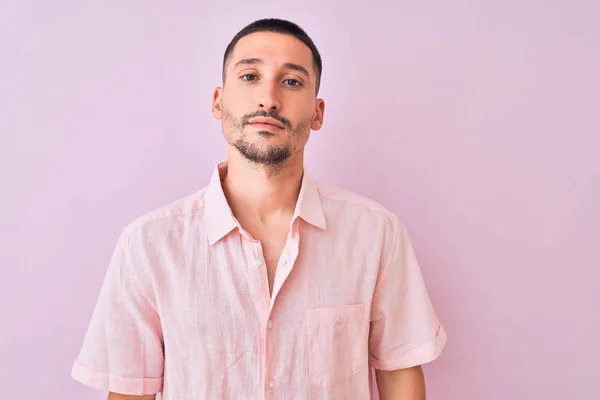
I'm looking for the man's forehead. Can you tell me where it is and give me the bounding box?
[230,32,313,69]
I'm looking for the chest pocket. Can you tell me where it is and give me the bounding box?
[306,302,370,387]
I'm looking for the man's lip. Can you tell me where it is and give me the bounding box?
[248,117,285,128]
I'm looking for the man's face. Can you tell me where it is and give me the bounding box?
[212,31,324,166]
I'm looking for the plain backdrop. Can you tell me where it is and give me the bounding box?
[1,1,599,399]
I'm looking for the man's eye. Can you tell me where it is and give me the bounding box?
[241,74,257,81]
[283,79,301,87]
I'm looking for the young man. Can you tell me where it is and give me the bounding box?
[72,18,446,400]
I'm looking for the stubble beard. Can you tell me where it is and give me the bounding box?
[222,109,312,167]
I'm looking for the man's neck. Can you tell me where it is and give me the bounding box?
[221,149,304,222]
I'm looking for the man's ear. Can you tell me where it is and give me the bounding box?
[311,98,325,131]
[212,87,223,119]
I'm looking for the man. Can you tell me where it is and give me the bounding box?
[72,18,447,399]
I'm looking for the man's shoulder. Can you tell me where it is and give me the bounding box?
[315,180,399,223]
[122,187,210,236]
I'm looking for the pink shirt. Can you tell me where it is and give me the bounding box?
[72,162,446,399]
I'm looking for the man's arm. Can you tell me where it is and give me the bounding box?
[71,229,164,396]
[376,365,426,400]
[108,393,156,400]
[369,217,446,399]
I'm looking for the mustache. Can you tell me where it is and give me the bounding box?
[241,110,292,129]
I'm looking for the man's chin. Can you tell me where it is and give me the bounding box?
[237,147,291,166]
[245,154,290,166]
[255,130,277,138]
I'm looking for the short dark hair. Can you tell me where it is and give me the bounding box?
[222,18,323,94]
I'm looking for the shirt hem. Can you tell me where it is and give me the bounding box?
[71,358,163,395]
[369,324,448,370]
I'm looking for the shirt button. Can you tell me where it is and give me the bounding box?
[252,259,261,267]
[268,380,276,388]
[267,320,274,329]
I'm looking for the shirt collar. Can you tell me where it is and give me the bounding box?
[204,161,326,246]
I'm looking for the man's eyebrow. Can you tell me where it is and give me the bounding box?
[233,58,310,78]
[233,58,263,69]
[283,62,310,78]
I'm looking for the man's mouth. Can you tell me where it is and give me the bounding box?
[248,117,285,129]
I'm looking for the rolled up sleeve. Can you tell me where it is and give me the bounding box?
[369,215,447,370]
[72,228,164,395]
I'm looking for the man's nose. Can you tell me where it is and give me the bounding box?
[258,82,281,111]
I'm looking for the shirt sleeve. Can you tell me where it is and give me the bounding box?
[71,228,164,395]
[368,214,447,370]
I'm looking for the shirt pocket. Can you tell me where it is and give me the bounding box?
[306,302,370,387]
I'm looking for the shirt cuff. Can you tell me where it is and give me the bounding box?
[71,358,163,395]
[369,324,447,370]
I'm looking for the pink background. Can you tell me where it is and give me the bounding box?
[1,1,599,399]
